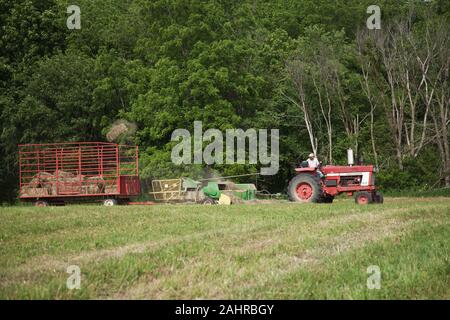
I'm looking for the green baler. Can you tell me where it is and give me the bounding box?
[201,181,256,201]
[150,177,257,203]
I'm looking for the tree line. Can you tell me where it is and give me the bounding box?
[0,0,449,202]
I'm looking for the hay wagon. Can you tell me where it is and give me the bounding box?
[19,142,140,206]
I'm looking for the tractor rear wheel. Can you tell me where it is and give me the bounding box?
[355,191,372,205]
[288,174,322,203]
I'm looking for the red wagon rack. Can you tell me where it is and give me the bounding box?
[18,142,140,206]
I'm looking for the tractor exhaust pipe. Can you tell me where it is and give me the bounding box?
[347,149,354,167]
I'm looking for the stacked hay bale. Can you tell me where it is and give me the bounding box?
[84,176,106,194]
[21,172,53,196]
[104,183,117,194]
[21,171,107,196]
[53,171,83,194]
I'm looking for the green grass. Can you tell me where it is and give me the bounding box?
[383,187,450,197]
[0,197,449,299]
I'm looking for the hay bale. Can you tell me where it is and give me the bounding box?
[106,120,137,142]
[37,172,54,180]
[104,185,118,194]
[29,177,40,188]
[50,183,57,195]
[58,178,82,194]
[22,187,49,197]
[84,176,106,194]
[20,186,31,196]
[218,194,232,205]
[24,172,54,196]
[222,190,244,204]
[54,170,74,179]
[107,123,128,142]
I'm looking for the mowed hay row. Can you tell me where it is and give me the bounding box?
[0,198,449,299]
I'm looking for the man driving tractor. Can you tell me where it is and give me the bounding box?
[307,153,320,169]
[306,153,324,178]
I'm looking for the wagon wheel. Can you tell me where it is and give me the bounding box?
[35,200,49,207]
[103,199,118,206]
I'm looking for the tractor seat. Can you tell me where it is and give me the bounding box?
[300,160,309,168]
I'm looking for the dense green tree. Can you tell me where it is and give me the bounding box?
[0,0,448,202]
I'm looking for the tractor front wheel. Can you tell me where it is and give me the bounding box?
[288,174,322,203]
[355,192,373,205]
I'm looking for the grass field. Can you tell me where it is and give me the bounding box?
[0,197,449,299]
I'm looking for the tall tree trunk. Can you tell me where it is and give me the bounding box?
[370,104,379,168]
[313,77,333,164]
[440,105,450,187]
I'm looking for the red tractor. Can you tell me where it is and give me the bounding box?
[287,151,383,205]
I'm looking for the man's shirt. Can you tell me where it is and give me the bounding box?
[307,158,320,169]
